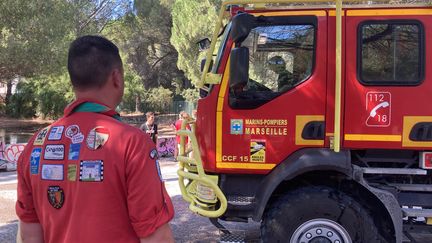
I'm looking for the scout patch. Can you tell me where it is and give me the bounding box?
[68,164,77,181]
[44,144,65,160]
[47,186,64,209]
[30,148,42,175]
[65,125,80,139]
[250,139,266,163]
[34,127,49,145]
[71,133,84,144]
[68,144,81,160]
[48,126,64,141]
[150,149,158,159]
[86,127,109,150]
[41,164,64,181]
[80,160,104,182]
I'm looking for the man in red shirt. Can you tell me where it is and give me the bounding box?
[16,35,174,243]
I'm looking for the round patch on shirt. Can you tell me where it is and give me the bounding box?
[65,125,80,139]
[47,186,64,209]
[86,126,110,150]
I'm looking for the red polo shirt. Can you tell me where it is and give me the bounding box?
[16,99,174,243]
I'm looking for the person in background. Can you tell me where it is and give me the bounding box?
[15,35,174,243]
[140,111,158,144]
[172,111,190,158]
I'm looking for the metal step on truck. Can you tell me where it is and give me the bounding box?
[177,0,432,242]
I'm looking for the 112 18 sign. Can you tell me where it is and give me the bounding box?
[365,92,391,127]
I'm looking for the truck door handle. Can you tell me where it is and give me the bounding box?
[301,121,325,140]
[409,122,432,141]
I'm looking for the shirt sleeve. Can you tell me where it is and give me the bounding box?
[139,124,146,131]
[125,133,174,238]
[16,141,40,223]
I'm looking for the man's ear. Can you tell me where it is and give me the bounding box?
[111,68,123,88]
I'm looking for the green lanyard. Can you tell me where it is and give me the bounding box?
[72,102,122,121]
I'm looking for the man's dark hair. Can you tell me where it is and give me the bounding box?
[68,35,122,89]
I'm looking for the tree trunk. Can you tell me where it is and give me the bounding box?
[5,80,12,105]
[135,95,141,113]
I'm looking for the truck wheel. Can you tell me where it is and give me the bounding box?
[261,186,387,243]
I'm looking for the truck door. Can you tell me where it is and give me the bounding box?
[343,9,431,150]
[216,11,328,173]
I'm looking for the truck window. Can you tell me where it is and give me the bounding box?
[230,23,315,108]
[359,21,424,85]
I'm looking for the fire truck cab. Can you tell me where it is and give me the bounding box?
[177,1,432,242]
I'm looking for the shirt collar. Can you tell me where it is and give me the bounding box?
[63,99,120,121]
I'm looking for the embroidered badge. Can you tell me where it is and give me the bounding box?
[34,127,49,145]
[65,125,80,139]
[44,144,65,160]
[41,164,64,181]
[86,127,109,150]
[48,126,64,141]
[30,148,42,175]
[80,160,104,182]
[68,144,81,160]
[71,133,84,144]
[47,186,64,209]
[67,164,77,181]
[150,149,158,159]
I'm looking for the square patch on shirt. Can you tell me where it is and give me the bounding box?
[30,148,42,175]
[34,127,49,145]
[48,126,64,141]
[68,164,77,181]
[44,144,65,160]
[41,164,64,181]
[68,144,81,160]
[80,160,103,182]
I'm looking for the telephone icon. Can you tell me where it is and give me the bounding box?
[369,102,389,118]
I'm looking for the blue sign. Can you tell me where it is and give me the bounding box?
[30,148,42,174]
[230,119,243,135]
[69,143,81,160]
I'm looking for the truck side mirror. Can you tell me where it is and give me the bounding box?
[230,47,249,89]
[231,13,256,45]
[200,59,213,72]
[197,38,211,51]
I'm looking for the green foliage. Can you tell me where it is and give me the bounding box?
[7,73,74,119]
[32,73,74,119]
[171,0,221,86]
[180,88,199,103]
[0,0,75,81]
[146,87,174,112]
[104,0,187,91]
[6,81,38,118]
[121,66,146,112]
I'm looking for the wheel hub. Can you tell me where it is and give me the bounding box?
[290,218,352,243]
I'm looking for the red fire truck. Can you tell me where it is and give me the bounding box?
[177,1,432,242]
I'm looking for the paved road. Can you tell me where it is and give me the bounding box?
[0,158,259,243]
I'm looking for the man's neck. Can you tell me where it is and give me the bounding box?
[74,91,115,109]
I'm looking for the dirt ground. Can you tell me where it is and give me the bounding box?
[0,158,260,243]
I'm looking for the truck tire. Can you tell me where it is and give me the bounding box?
[261,186,387,243]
